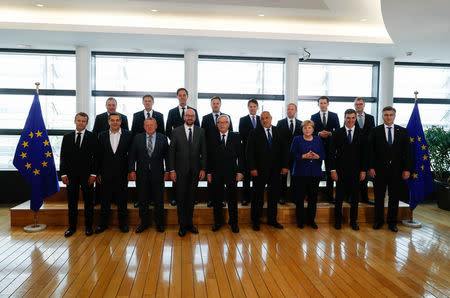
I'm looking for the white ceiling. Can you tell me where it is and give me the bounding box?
[0,0,449,62]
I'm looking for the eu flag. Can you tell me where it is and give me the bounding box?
[405,101,433,211]
[13,92,60,212]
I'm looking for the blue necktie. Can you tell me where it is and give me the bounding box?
[347,129,352,144]
[267,128,272,147]
[289,120,294,135]
[387,127,393,146]
[215,113,219,125]
[358,114,363,129]
[188,128,192,146]
[252,116,256,128]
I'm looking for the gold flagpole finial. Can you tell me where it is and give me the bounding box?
[35,82,40,94]
[414,91,418,102]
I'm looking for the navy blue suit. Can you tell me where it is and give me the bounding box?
[356,112,375,201]
[165,106,200,139]
[131,110,165,137]
[92,112,129,138]
[128,132,169,227]
[277,117,302,200]
[239,114,262,203]
[310,111,340,200]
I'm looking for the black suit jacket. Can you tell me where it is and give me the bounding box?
[276,118,303,147]
[246,126,289,176]
[356,113,375,136]
[60,130,98,177]
[97,130,133,180]
[207,130,244,181]
[201,112,233,138]
[131,110,165,137]
[239,115,262,146]
[128,132,169,184]
[329,127,368,179]
[368,124,412,176]
[165,106,200,139]
[310,111,340,138]
[92,112,129,138]
[167,125,207,175]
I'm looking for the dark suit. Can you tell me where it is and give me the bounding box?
[369,124,412,225]
[165,106,200,139]
[60,130,98,230]
[201,112,233,205]
[246,126,289,224]
[239,114,262,203]
[128,132,169,227]
[329,126,368,224]
[207,130,244,226]
[167,125,207,229]
[97,129,133,227]
[131,110,165,137]
[356,113,375,201]
[92,112,129,138]
[276,118,302,199]
[310,111,340,199]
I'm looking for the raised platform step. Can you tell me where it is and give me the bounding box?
[11,200,411,227]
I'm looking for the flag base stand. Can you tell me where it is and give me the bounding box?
[24,223,47,232]
[402,219,422,228]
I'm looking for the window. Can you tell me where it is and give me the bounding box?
[0,51,76,170]
[394,65,450,98]
[393,103,450,129]
[299,62,373,97]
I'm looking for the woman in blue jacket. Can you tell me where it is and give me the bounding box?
[290,120,325,229]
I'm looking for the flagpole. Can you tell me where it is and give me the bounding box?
[24,82,47,233]
[402,90,422,228]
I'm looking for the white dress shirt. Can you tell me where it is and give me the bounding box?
[384,124,395,143]
[219,130,229,144]
[179,105,187,118]
[264,126,273,141]
[321,111,328,124]
[287,117,296,132]
[109,128,122,153]
[74,129,86,145]
[345,125,355,143]
[184,124,194,140]
[144,109,153,118]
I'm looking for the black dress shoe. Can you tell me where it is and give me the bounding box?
[85,228,93,236]
[279,198,286,205]
[135,225,148,233]
[373,222,383,230]
[221,201,226,207]
[252,223,260,231]
[268,222,284,229]
[242,200,248,206]
[64,229,75,237]
[149,201,155,206]
[188,226,199,234]
[171,200,177,206]
[389,225,398,232]
[207,200,213,207]
[334,223,341,230]
[231,225,239,233]
[297,222,304,229]
[120,225,129,233]
[156,225,165,233]
[95,226,107,234]
[178,228,186,237]
[134,201,139,208]
[212,224,221,232]
[350,223,360,231]
[309,222,318,229]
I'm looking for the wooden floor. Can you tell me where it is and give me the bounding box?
[0,204,448,297]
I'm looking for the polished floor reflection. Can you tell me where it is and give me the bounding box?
[0,204,448,297]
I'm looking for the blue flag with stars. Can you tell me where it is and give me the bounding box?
[13,92,60,212]
[405,101,433,211]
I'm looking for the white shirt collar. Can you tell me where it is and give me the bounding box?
[109,128,122,135]
[384,123,393,129]
[345,125,355,131]
[75,129,86,134]
[144,109,153,117]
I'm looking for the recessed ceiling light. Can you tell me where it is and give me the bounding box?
[151,9,158,12]
[36,4,44,7]
[360,18,367,22]
[258,14,265,17]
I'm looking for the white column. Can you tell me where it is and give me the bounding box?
[378,57,395,124]
[184,50,198,108]
[284,54,299,114]
[76,46,94,129]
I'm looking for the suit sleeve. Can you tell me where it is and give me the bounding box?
[402,129,413,172]
[236,135,245,174]
[121,115,129,131]
[194,110,200,127]
[131,114,138,137]
[201,116,206,129]
[229,118,233,132]
[239,118,247,142]
[92,115,100,138]
[316,137,326,161]
[368,129,376,170]
[59,135,68,176]
[311,114,320,136]
[206,134,215,174]
[97,134,105,175]
[246,131,256,171]
[128,137,137,173]
[328,133,337,171]
[157,114,165,135]
[281,135,289,169]
[89,134,99,175]
[166,111,173,139]
[167,130,176,171]
[200,130,207,171]
[360,134,369,171]
[162,135,169,172]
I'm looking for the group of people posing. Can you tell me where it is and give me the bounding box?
[61,87,412,238]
